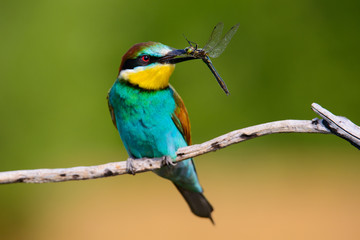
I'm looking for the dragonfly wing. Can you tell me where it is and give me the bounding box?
[202,22,224,53]
[209,23,240,58]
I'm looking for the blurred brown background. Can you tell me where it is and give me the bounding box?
[0,0,359,239]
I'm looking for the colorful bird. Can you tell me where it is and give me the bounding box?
[107,41,214,223]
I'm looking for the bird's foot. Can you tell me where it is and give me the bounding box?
[126,158,136,175]
[162,156,176,166]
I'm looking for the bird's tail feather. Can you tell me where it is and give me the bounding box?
[174,184,214,224]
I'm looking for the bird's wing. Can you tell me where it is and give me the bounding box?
[170,85,191,145]
[107,92,117,129]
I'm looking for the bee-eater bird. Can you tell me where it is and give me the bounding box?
[107,41,214,223]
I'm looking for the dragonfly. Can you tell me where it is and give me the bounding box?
[184,22,240,95]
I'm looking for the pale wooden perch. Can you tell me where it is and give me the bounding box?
[0,103,359,184]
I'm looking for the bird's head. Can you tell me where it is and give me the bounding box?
[118,42,194,90]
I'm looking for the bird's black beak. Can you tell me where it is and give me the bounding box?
[158,49,196,64]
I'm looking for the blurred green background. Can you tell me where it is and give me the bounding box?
[0,0,359,239]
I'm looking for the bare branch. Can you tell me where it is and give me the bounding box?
[0,103,358,184]
[311,103,360,149]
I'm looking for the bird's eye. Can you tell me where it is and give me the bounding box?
[141,55,150,62]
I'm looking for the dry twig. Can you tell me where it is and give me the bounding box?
[0,103,358,184]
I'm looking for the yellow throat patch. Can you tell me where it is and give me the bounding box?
[120,64,175,90]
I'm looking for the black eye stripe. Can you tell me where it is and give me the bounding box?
[121,55,162,70]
